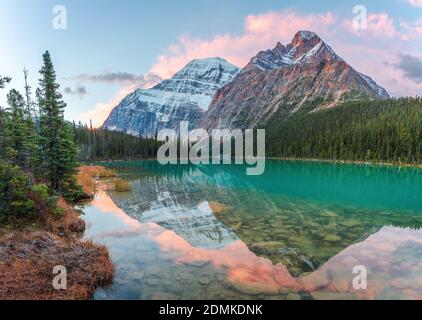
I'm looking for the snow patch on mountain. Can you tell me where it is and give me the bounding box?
[103,58,239,137]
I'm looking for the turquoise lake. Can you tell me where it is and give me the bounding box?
[81,160,422,300]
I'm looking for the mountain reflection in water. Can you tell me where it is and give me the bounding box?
[82,161,422,300]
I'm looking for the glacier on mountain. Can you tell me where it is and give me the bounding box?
[103,57,239,137]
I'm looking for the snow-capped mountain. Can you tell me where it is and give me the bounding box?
[200,31,389,130]
[102,58,239,137]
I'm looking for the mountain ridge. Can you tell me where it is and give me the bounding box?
[103,31,389,136]
[200,30,389,131]
[102,57,239,137]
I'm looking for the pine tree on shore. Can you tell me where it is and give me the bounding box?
[5,89,37,170]
[0,76,11,159]
[36,51,80,197]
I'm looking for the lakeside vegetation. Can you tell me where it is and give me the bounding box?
[73,124,161,161]
[264,97,422,164]
[0,52,114,300]
[0,51,83,221]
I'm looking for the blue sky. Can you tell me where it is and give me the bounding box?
[0,0,421,125]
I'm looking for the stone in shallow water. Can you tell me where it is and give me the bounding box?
[311,291,356,300]
[178,270,195,282]
[145,278,161,286]
[186,260,210,268]
[127,270,145,284]
[199,275,211,286]
[229,282,266,296]
[321,210,338,218]
[323,234,342,242]
[149,292,178,300]
[208,201,229,214]
[228,275,284,296]
[250,241,286,251]
[339,220,360,227]
[286,293,301,300]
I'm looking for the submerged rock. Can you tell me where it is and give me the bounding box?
[311,291,357,300]
[339,220,360,228]
[323,234,342,243]
[199,275,211,286]
[149,292,178,300]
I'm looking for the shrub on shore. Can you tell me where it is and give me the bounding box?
[76,166,117,196]
[0,160,58,222]
[114,178,131,192]
[0,231,114,300]
[98,167,116,178]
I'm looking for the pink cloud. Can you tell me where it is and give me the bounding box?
[400,17,422,40]
[150,10,422,97]
[80,73,160,127]
[408,0,422,7]
[344,13,401,39]
[82,9,422,126]
[344,12,422,41]
[80,84,136,127]
[366,13,401,38]
[151,11,337,79]
[332,42,422,97]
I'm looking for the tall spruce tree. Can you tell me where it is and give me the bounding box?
[5,89,36,170]
[36,51,80,198]
[0,76,11,159]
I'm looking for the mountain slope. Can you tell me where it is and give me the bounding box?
[200,31,389,131]
[103,58,239,137]
[265,97,422,163]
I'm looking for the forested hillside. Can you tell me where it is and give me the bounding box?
[264,97,422,163]
[73,124,162,161]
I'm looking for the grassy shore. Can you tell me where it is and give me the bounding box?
[0,168,115,300]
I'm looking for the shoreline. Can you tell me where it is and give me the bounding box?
[0,170,115,300]
[83,156,422,170]
[266,157,422,169]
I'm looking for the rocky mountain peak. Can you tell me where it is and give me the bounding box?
[201,30,389,131]
[249,31,340,72]
[291,30,320,46]
[153,57,239,99]
[102,57,239,137]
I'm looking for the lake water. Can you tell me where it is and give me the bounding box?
[81,160,422,300]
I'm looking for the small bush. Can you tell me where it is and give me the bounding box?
[62,175,85,203]
[0,160,35,218]
[30,183,57,214]
[114,178,131,192]
[82,166,100,178]
[0,161,60,222]
[98,168,116,178]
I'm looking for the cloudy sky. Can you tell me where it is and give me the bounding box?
[0,0,421,126]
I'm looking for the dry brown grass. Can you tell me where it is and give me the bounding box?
[0,187,115,300]
[114,178,131,192]
[46,198,86,240]
[0,231,114,300]
[77,167,97,196]
[208,201,230,216]
[77,166,116,196]
[98,167,116,178]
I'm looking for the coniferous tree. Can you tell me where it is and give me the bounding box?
[4,89,36,170]
[0,76,11,158]
[264,97,422,163]
[36,51,80,198]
